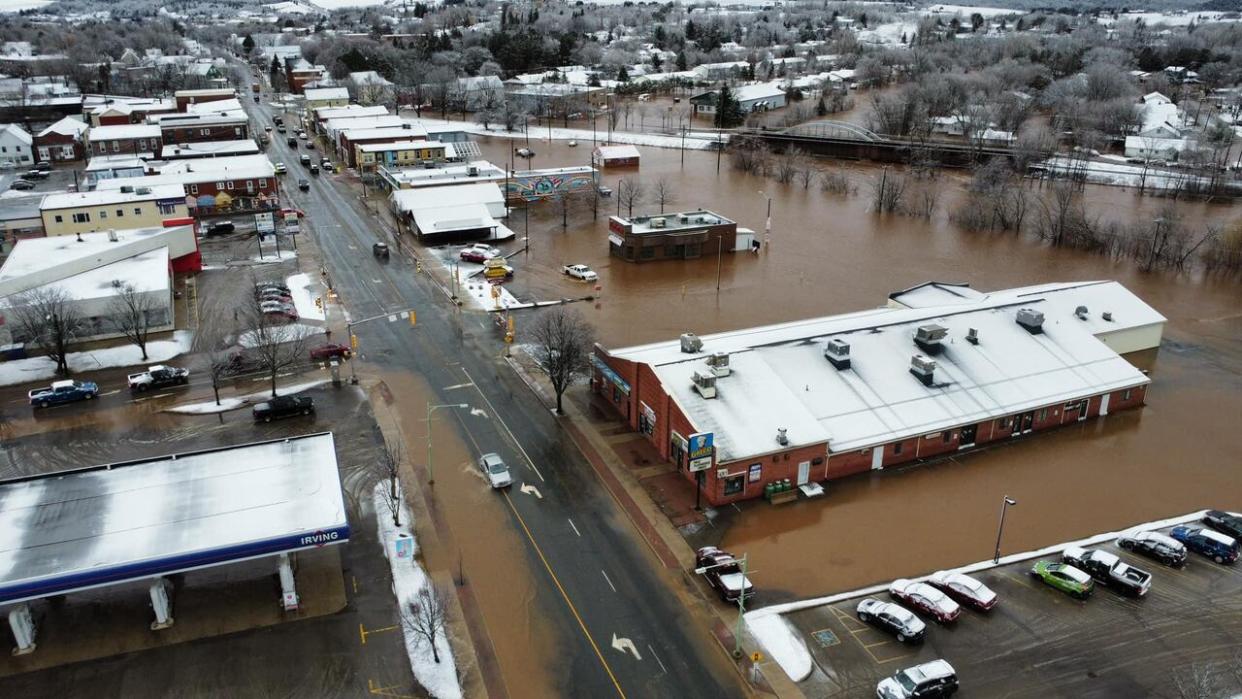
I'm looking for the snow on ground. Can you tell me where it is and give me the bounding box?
[0,0,52,12]
[372,482,463,699]
[857,21,920,46]
[251,248,298,263]
[0,331,194,387]
[287,272,325,322]
[746,613,813,682]
[415,117,723,152]
[165,378,331,414]
[1109,11,1242,27]
[458,276,522,312]
[923,4,1021,18]
[238,323,325,348]
[1037,157,1241,193]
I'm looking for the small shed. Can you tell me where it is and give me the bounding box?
[593,144,640,168]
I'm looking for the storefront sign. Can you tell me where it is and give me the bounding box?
[688,431,714,472]
[748,463,762,483]
[254,211,275,235]
[283,210,300,234]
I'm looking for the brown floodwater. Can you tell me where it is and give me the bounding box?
[475,136,1242,598]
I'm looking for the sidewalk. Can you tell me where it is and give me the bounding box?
[502,349,803,698]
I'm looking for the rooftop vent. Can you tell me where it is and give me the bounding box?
[119,185,134,194]
[914,324,948,355]
[910,354,936,387]
[467,165,479,176]
[650,217,667,228]
[706,351,731,377]
[107,229,118,242]
[135,187,151,195]
[776,428,789,446]
[1102,311,1113,322]
[966,328,979,345]
[680,332,703,354]
[1075,305,1089,320]
[1016,308,1045,334]
[824,338,851,370]
[692,370,717,399]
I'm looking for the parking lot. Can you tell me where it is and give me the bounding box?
[775,523,1242,697]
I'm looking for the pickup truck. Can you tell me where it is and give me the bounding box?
[253,394,315,423]
[695,546,754,604]
[29,379,99,408]
[1062,546,1152,597]
[562,264,598,282]
[128,365,189,392]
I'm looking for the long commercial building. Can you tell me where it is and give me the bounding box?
[593,281,1165,506]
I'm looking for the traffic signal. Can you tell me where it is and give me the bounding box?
[408,311,416,327]
[314,296,323,310]
[350,333,359,350]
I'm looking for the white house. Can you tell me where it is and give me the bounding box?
[0,123,33,166]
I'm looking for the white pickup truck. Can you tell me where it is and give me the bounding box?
[562,264,598,282]
[127,365,190,392]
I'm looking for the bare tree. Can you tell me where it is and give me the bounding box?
[575,187,601,221]
[107,281,161,361]
[552,191,574,230]
[243,295,315,397]
[870,168,908,214]
[10,287,83,375]
[373,438,404,526]
[200,322,237,407]
[617,179,645,218]
[528,307,595,415]
[1171,662,1220,699]
[651,178,676,213]
[401,585,447,664]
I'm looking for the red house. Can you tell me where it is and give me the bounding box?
[592,283,1161,507]
[86,124,162,157]
[35,116,88,163]
[174,88,236,112]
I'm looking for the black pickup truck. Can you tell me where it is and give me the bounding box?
[252,394,314,423]
[1063,546,1152,597]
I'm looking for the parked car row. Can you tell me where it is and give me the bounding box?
[28,364,192,408]
[255,281,298,321]
[866,513,1239,698]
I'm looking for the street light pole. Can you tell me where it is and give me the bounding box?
[993,496,1017,564]
[695,554,751,658]
[426,402,469,485]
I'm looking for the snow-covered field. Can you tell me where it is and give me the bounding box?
[0,0,52,12]
[1108,11,1242,27]
[1037,157,1240,193]
[745,509,1208,681]
[165,378,331,414]
[372,483,463,699]
[0,331,193,387]
[923,4,1021,18]
[414,117,723,152]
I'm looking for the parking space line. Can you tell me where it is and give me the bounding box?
[601,569,617,593]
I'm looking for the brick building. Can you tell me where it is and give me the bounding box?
[86,124,162,157]
[592,282,1164,507]
[607,210,741,262]
[96,155,279,218]
[35,116,88,162]
[173,88,236,112]
[155,113,250,145]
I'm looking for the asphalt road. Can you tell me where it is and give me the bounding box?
[255,97,739,698]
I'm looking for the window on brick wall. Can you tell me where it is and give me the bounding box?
[1122,389,1132,401]
[723,474,745,496]
[894,441,903,455]
[1038,408,1049,421]
[943,431,952,444]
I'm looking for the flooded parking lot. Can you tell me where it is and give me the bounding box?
[472,136,1242,597]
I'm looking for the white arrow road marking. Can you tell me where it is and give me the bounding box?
[520,484,542,499]
[611,634,642,661]
[469,407,488,418]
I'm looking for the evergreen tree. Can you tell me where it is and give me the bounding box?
[617,65,630,82]
[242,34,255,57]
[714,85,743,128]
[685,19,697,40]
[675,50,687,71]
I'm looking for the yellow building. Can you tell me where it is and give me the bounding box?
[39,184,189,237]
[356,140,452,172]
[303,87,350,113]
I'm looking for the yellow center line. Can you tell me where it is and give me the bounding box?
[503,491,627,699]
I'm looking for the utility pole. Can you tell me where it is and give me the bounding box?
[993,496,1018,564]
[426,402,469,484]
[716,127,723,173]
[694,553,752,659]
[715,236,723,294]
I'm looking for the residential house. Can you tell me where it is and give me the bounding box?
[86,124,162,158]
[35,116,88,163]
[452,76,505,111]
[304,86,350,112]
[348,71,395,106]
[0,123,32,166]
[174,88,236,111]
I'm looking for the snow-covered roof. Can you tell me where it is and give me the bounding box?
[314,105,388,122]
[326,115,407,136]
[37,115,88,138]
[88,123,161,141]
[608,284,1154,461]
[0,433,349,606]
[348,70,392,86]
[160,139,261,159]
[593,144,640,160]
[390,182,503,213]
[356,139,445,152]
[0,123,31,145]
[40,184,185,211]
[340,125,429,142]
[384,160,506,188]
[413,203,497,234]
[185,97,244,115]
[304,86,349,102]
[734,82,787,103]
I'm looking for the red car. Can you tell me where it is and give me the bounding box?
[927,571,998,612]
[309,343,352,361]
[888,579,961,624]
[459,244,499,263]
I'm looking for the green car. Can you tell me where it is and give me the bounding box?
[1030,561,1094,599]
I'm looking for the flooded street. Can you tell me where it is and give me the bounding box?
[474,136,1242,597]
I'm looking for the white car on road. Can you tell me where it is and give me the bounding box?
[562,264,598,282]
[479,452,513,489]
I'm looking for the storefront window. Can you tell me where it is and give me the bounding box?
[724,474,745,496]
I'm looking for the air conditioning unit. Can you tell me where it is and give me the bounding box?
[910,354,936,386]
[467,165,479,176]
[650,217,666,228]
[692,370,717,399]
[1016,308,1045,334]
[1102,311,1114,322]
[135,187,151,195]
[706,351,731,377]
[776,428,789,446]
[914,324,947,354]
[966,328,979,345]
[680,332,703,353]
[120,185,134,193]
[1074,305,1089,320]
[824,338,850,369]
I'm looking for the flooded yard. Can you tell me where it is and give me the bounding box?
[472,136,1242,599]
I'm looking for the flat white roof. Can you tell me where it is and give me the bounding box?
[391,182,504,213]
[594,144,641,159]
[315,105,388,121]
[357,139,445,152]
[339,124,426,142]
[161,139,261,158]
[414,203,497,234]
[44,246,170,301]
[0,227,175,281]
[88,124,162,141]
[611,286,1153,461]
[41,184,186,210]
[305,86,349,101]
[0,433,348,605]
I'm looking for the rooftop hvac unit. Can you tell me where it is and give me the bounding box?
[1016,308,1045,334]
[914,324,948,355]
[910,354,936,387]
[135,187,151,195]
[692,370,717,399]
[1075,305,1089,320]
[966,328,979,345]
[679,214,691,223]
[650,217,667,228]
[680,332,703,353]
[120,185,134,194]
[106,229,118,242]
[824,338,851,370]
[467,165,479,176]
[776,428,789,446]
[1102,311,1113,322]
[706,351,731,377]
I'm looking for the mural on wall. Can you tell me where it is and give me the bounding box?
[505,171,598,202]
